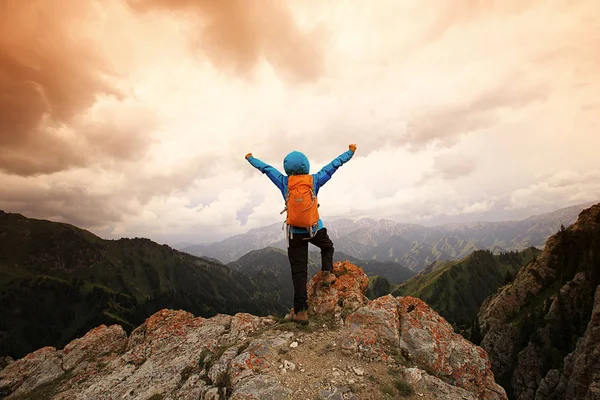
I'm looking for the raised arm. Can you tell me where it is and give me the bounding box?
[313,144,356,190]
[245,153,286,194]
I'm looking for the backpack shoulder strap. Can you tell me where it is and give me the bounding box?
[310,174,317,194]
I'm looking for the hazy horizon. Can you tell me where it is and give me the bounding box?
[1,1,599,245]
[2,198,596,248]
[158,200,599,247]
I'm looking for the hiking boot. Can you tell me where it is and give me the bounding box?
[321,270,337,287]
[284,308,295,322]
[294,310,309,325]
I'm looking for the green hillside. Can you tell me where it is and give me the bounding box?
[331,251,415,284]
[0,211,282,359]
[390,248,540,335]
[366,275,395,299]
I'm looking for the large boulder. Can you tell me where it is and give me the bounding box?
[341,293,506,399]
[343,295,400,360]
[397,296,505,399]
[307,261,369,316]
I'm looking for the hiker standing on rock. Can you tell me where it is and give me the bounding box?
[245,144,357,324]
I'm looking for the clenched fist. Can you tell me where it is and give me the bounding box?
[349,144,357,152]
[245,153,253,159]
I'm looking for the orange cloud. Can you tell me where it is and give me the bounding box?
[0,0,153,176]
[127,0,324,82]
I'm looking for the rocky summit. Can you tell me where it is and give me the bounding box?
[0,261,505,400]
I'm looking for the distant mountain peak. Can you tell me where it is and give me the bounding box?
[184,203,593,269]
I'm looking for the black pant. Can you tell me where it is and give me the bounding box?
[287,227,334,312]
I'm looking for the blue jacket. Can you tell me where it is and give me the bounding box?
[247,149,354,234]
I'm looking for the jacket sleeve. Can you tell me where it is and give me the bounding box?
[247,156,286,196]
[313,149,354,191]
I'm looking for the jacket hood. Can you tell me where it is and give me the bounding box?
[283,151,310,175]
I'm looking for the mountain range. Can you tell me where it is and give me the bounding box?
[182,202,594,271]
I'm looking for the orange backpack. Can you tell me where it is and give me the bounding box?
[281,175,319,230]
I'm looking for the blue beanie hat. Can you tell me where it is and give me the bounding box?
[283,151,310,175]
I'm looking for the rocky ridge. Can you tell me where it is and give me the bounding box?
[479,203,600,400]
[0,261,505,399]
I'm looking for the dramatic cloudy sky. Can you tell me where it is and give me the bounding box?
[1,0,599,245]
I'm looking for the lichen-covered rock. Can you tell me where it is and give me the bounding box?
[229,334,290,386]
[307,261,368,315]
[208,347,238,386]
[228,313,276,343]
[125,309,208,361]
[229,375,292,399]
[79,311,236,400]
[340,291,505,399]
[169,374,210,400]
[343,295,399,359]
[397,296,506,399]
[0,346,63,398]
[62,324,127,372]
[402,367,477,400]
